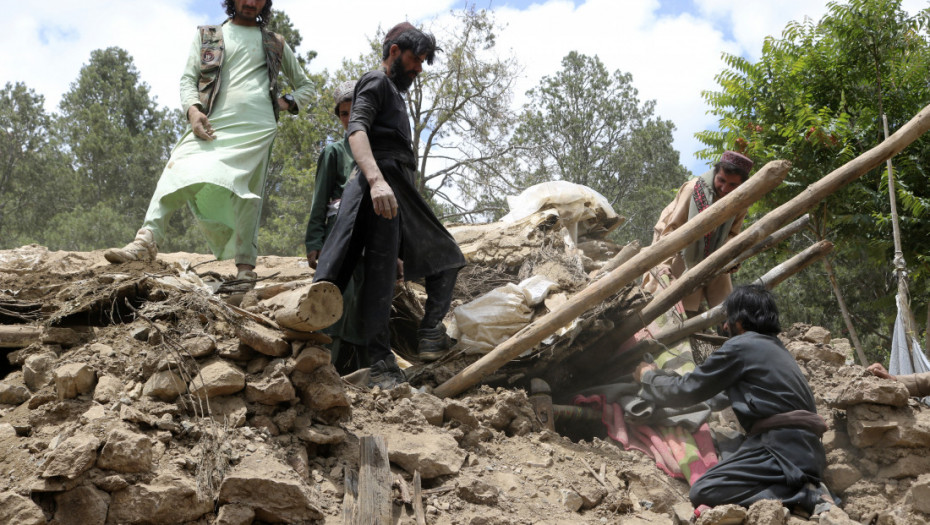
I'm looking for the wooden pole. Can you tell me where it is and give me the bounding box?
[602,104,930,362]
[620,240,834,363]
[822,255,869,365]
[432,160,791,398]
[714,215,810,277]
[356,436,393,524]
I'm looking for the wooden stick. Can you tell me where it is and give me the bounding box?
[602,104,930,363]
[357,436,392,524]
[715,215,810,276]
[618,240,834,363]
[432,160,790,398]
[580,457,613,492]
[394,473,412,505]
[413,471,426,525]
[342,469,359,525]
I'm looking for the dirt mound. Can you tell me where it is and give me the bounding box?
[0,245,927,524]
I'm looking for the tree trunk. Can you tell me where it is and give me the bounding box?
[822,255,868,365]
[260,282,343,332]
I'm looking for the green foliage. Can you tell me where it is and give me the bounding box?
[0,83,70,247]
[505,51,689,245]
[700,0,930,348]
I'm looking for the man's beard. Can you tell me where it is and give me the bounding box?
[388,55,415,93]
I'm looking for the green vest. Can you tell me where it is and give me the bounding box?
[196,21,286,121]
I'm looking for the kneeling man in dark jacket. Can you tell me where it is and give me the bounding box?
[634,284,833,515]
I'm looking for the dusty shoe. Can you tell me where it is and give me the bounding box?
[368,357,405,390]
[417,324,452,362]
[218,269,259,294]
[104,228,157,263]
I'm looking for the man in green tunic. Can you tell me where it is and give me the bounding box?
[104,0,313,282]
[304,81,366,373]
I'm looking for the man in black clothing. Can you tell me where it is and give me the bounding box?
[314,22,465,389]
[634,285,834,516]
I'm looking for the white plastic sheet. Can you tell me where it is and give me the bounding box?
[500,181,617,227]
[889,293,930,406]
[452,275,558,353]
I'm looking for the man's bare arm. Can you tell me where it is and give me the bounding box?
[349,130,398,219]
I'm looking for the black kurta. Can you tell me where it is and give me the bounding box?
[314,69,465,361]
[640,331,827,512]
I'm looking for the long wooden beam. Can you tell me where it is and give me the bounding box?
[432,160,791,398]
[603,103,930,354]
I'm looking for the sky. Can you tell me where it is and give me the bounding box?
[3,0,926,177]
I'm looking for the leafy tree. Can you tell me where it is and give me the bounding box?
[698,0,930,352]
[503,51,689,245]
[408,7,522,221]
[54,47,183,251]
[0,83,70,247]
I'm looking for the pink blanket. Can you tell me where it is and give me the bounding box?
[574,394,718,485]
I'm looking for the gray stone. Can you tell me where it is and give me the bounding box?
[216,503,255,525]
[218,451,322,523]
[0,381,30,405]
[54,485,110,525]
[143,370,185,402]
[559,488,583,512]
[444,400,480,427]
[97,427,154,473]
[292,364,349,412]
[829,376,909,408]
[54,362,96,399]
[93,375,122,404]
[824,463,862,494]
[294,345,330,373]
[910,474,930,514]
[0,423,16,439]
[785,340,844,366]
[23,351,57,392]
[210,395,248,427]
[0,491,45,525]
[802,326,831,344]
[245,368,296,405]
[107,473,213,524]
[695,504,746,525]
[388,430,466,479]
[41,433,100,479]
[183,333,216,357]
[847,404,930,448]
[458,480,500,505]
[294,417,347,445]
[411,392,444,426]
[188,360,245,399]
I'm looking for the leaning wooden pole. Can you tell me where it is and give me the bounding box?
[714,215,810,277]
[602,103,930,358]
[432,160,791,398]
[624,240,834,361]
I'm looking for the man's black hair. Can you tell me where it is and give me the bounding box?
[382,25,441,65]
[713,160,750,181]
[724,284,781,336]
[223,0,273,27]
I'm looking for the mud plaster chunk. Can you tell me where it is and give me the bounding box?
[388,430,465,479]
[97,427,154,473]
[218,451,323,523]
[41,433,100,479]
[0,491,46,525]
[54,362,96,399]
[188,360,245,399]
[54,485,110,525]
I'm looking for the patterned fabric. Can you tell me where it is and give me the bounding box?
[720,150,754,173]
[682,170,736,270]
[333,80,356,114]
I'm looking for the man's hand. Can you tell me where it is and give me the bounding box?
[188,106,215,141]
[396,258,404,283]
[634,362,658,383]
[306,250,320,269]
[867,363,895,380]
[370,179,398,219]
[277,97,291,111]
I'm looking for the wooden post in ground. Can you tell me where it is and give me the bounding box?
[412,471,426,525]
[432,160,791,398]
[356,436,393,524]
[342,469,359,524]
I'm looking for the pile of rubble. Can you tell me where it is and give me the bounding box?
[1,233,930,523]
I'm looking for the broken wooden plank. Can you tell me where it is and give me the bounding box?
[357,435,392,524]
[432,160,790,398]
[342,468,359,524]
[413,471,426,525]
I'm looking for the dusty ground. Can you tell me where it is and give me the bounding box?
[1,245,929,524]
